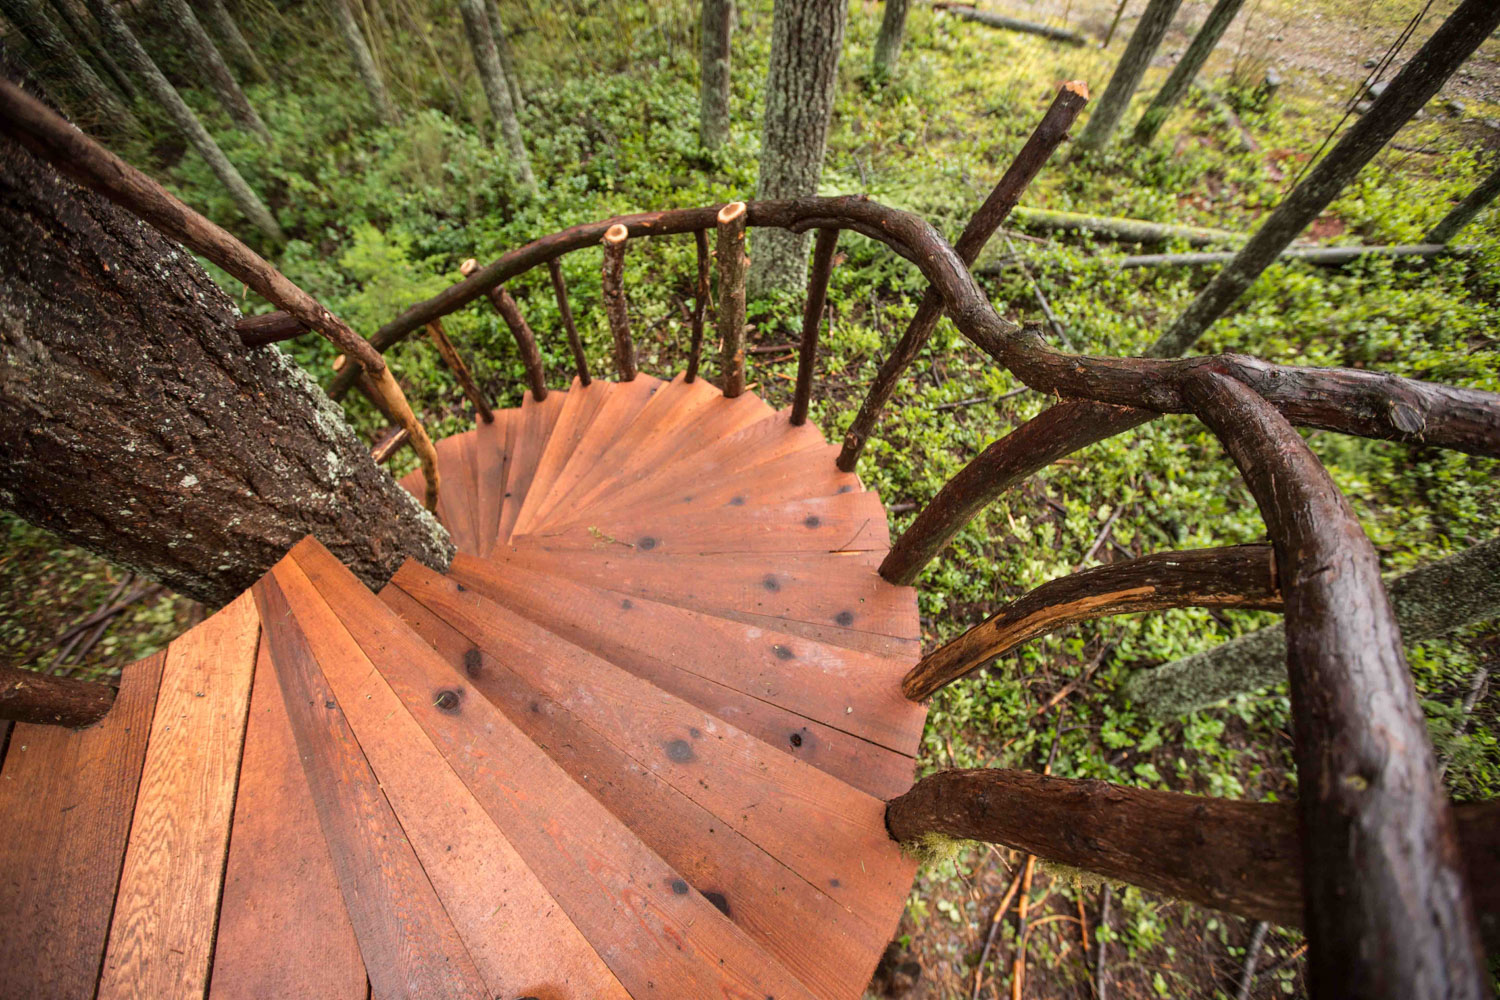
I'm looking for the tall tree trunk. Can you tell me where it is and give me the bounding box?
[0,0,138,129]
[1131,0,1247,145]
[872,0,908,78]
[0,125,451,608]
[457,0,535,193]
[158,0,268,139]
[698,0,733,149]
[331,0,399,125]
[486,0,524,113]
[193,0,269,84]
[749,0,848,296]
[44,0,137,101]
[1123,535,1500,716]
[83,0,284,243]
[1426,162,1500,244]
[1073,0,1182,152]
[1148,0,1500,356]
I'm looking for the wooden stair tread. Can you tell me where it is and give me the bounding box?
[0,376,925,1000]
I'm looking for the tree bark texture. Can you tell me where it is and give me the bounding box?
[45,0,137,101]
[1124,534,1500,716]
[872,0,909,77]
[904,544,1281,700]
[331,0,399,126]
[1187,370,1484,1000]
[1149,0,1500,357]
[884,768,1500,954]
[193,0,269,84]
[749,0,847,296]
[0,0,138,129]
[698,0,732,149]
[1131,0,1247,145]
[0,663,115,726]
[159,0,268,139]
[1073,0,1182,151]
[457,0,534,193]
[82,0,284,243]
[0,129,452,607]
[1426,163,1500,245]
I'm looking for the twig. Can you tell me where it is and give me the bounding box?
[973,862,1028,1000]
[1075,505,1126,571]
[1077,894,1091,952]
[1438,656,1491,778]
[1035,642,1116,717]
[935,395,988,411]
[1252,942,1308,983]
[1235,921,1270,1000]
[1095,884,1113,1000]
[1002,232,1073,349]
[747,342,798,355]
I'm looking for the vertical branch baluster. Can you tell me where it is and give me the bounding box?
[601,224,636,381]
[546,258,590,385]
[425,318,495,421]
[716,201,748,398]
[460,258,547,401]
[686,228,711,383]
[836,81,1089,471]
[792,227,839,426]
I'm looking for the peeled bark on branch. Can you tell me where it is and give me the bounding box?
[0,0,138,129]
[1073,0,1183,151]
[932,3,1086,46]
[193,0,269,84]
[0,125,451,607]
[1124,534,1500,716]
[904,544,1280,700]
[1132,0,1248,145]
[331,0,399,126]
[458,0,534,193]
[698,0,733,148]
[872,0,910,76]
[80,0,284,243]
[1150,0,1500,357]
[885,768,1500,953]
[159,0,268,139]
[749,0,847,295]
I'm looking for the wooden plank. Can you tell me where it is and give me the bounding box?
[0,652,164,1000]
[251,571,490,1000]
[373,553,915,919]
[523,491,892,556]
[498,543,920,642]
[288,538,824,1000]
[433,431,476,553]
[449,553,924,764]
[209,642,366,1000]
[470,408,513,558]
[457,428,483,554]
[520,374,665,529]
[97,595,260,1000]
[496,389,567,545]
[271,558,628,1000]
[378,578,888,1000]
[510,377,614,537]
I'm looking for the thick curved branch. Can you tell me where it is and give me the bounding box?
[1187,370,1484,997]
[903,545,1281,701]
[885,768,1500,952]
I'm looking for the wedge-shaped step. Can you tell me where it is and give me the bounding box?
[510,377,616,537]
[286,537,824,1000]
[496,389,568,545]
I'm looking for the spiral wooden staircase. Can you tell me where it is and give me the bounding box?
[0,375,928,1000]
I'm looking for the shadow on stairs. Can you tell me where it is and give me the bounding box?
[0,373,928,999]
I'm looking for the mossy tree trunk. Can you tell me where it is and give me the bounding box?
[159,0,269,139]
[0,0,138,129]
[458,0,535,193]
[698,0,733,149]
[872,0,909,79]
[1131,0,1247,145]
[44,0,138,100]
[1073,0,1182,152]
[83,0,284,243]
[1426,163,1500,244]
[486,0,524,113]
[0,125,452,607]
[193,0,269,84]
[749,0,847,296]
[331,0,399,126]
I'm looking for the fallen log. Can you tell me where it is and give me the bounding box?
[933,3,1088,46]
[1008,206,1245,246]
[978,242,1470,276]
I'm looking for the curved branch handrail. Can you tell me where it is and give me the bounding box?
[902,545,1281,701]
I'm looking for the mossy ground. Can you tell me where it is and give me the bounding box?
[2,0,1497,995]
